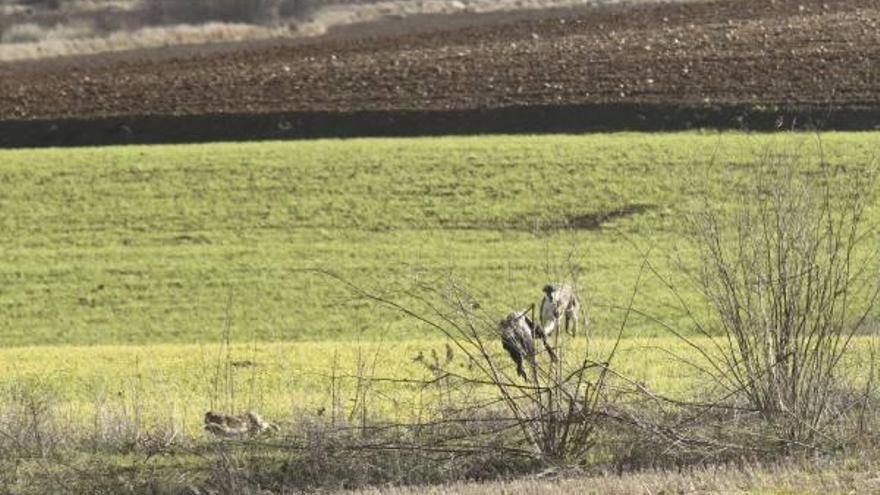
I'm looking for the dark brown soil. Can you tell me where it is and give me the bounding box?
[1,0,879,146]
[566,204,655,231]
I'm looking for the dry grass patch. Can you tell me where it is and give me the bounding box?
[0,21,291,60]
[344,458,880,494]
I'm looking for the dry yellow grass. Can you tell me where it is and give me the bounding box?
[0,22,292,61]
[0,337,706,436]
[346,460,880,494]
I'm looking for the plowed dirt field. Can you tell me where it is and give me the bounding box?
[1,0,878,145]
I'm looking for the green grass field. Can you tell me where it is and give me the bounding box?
[1,131,878,432]
[2,132,877,347]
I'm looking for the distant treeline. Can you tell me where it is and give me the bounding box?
[2,0,324,24]
[143,0,321,25]
[2,0,409,22]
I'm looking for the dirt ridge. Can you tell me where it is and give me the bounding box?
[3,102,879,148]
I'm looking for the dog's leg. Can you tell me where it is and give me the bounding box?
[540,334,558,363]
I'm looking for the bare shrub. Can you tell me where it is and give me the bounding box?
[0,382,66,459]
[671,143,880,446]
[315,269,631,465]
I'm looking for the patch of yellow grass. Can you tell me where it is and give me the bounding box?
[0,336,707,435]
[6,334,875,437]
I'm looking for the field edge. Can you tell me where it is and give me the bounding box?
[3,102,880,148]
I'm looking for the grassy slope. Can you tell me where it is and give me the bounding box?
[1,132,878,346]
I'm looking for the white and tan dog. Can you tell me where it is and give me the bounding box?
[540,283,584,337]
